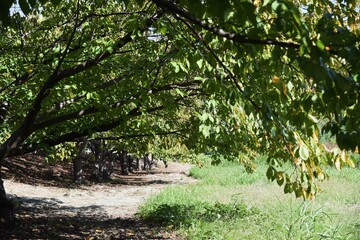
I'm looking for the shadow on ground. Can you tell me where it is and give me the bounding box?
[0,196,176,239]
[2,154,185,188]
[0,154,192,239]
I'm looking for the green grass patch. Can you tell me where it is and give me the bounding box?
[138,160,360,239]
[189,161,268,186]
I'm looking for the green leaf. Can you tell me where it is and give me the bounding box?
[294,187,303,198]
[19,0,31,15]
[134,0,145,7]
[207,0,231,20]
[235,2,257,26]
[284,183,293,194]
[50,0,61,6]
[179,62,188,73]
[159,26,167,35]
[276,172,284,186]
[299,145,309,160]
[200,125,210,138]
[28,0,36,7]
[170,61,180,73]
[122,0,130,6]
[187,1,206,18]
[316,39,325,50]
[266,166,275,181]
[196,59,203,69]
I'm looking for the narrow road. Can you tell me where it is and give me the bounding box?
[6,163,195,218]
[2,162,197,239]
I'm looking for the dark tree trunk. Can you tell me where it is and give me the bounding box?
[119,152,128,175]
[136,158,140,171]
[143,153,153,170]
[0,174,14,227]
[127,154,133,173]
[161,158,168,168]
[73,140,87,183]
[72,156,83,183]
[93,140,102,172]
[0,177,6,199]
[89,140,103,181]
[143,154,148,170]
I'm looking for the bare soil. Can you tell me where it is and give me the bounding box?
[0,155,197,239]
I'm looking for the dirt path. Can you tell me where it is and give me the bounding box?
[5,163,196,219]
[1,162,197,239]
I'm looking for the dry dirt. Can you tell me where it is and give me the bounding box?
[0,155,197,239]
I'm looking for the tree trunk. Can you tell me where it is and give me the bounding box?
[120,152,128,175]
[0,174,14,227]
[73,140,87,183]
[72,157,83,183]
[143,154,148,170]
[0,176,6,199]
[127,154,133,173]
[89,140,103,181]
[136,158,141,171]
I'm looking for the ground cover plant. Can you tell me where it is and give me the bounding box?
[139,158,360,239]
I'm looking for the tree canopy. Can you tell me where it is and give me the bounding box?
[0,0,359,199]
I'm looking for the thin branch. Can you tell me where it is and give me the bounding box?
[10,94,195,157]
[152,0,300,49]
[32,80,201,131]
[94,129,186,141]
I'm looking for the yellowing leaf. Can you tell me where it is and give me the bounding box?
[335,157,341,170]
[340,150,347,162]
[301,162,307,172]
[312,128,319,142]
[308,114,319,123]
[317,171,325,181]
[347,158,355,168]
[281,82,287,96]
[26,65,33,74]
[272,75,280,84]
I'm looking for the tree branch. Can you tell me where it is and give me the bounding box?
[152,0,300,48]
[9,94,196,157]
[94,129,186,141]
[32,80,201,131]
[0,10,164,161]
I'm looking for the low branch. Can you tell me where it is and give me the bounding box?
[152,0,300,49]
[33,80,201,131]
[9,94,195,157]
[94,129,186,141]
[37,47,178,120]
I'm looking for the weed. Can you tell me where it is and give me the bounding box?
[140,200,258,227]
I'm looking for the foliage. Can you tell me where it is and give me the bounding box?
[0,0,359,198]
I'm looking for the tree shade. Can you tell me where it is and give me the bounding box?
[0,0,359,200]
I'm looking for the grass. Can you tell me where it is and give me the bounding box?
[138,159,360,240]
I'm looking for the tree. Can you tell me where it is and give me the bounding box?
[0,0,359,224]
